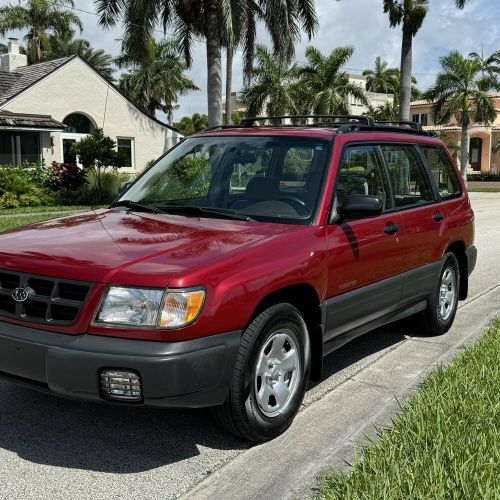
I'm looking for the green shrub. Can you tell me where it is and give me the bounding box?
[50,162,87,190]
[0,166,54,209]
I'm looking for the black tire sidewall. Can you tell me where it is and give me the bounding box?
[428,253,460,333]
[238,304,310,441]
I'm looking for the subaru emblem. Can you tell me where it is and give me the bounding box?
[12,287,30,302]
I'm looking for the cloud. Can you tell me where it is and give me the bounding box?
[3,0,499,121]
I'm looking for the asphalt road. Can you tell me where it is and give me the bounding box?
[0,192,498,500]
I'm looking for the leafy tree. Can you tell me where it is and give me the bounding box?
[469,49,500,91]
[363,56,399,93]
[299,46,368,115]
[242,45,300,117]
[95,0,318,128]
[48,30,115,80]
[425,51,496,180]
[365,101,400,121]
[174,113,208,136]
[72,128,125,200]
[382,0,468,121]
[0,0,82,62]
[117,38,198,125]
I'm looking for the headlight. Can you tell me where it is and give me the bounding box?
[95,286,205,328]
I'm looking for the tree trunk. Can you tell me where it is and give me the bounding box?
[205,4,222,128]
[399,25,413,122]
[460,123,469,183]
[168,107,174,127]
[225,47,233,126]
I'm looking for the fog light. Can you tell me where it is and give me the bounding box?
[100,369,142,402]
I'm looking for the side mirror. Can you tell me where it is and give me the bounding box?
[338,194,383,220]
[118,181,131,195]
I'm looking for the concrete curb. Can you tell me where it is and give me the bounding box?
[182,284,500,500]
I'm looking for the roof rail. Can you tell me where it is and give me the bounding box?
[374,120,423,132]
[337,121,431,136]
[240,115,374,127]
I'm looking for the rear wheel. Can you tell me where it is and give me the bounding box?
[419,253,460,335]
[212,303,310,442]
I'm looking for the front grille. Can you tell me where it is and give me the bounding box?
[0,269,91,325]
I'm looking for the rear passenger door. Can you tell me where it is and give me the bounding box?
[324,143,405,341]
[379,143,441,270]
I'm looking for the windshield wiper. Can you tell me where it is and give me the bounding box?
[157,205,255,222]
[110,200,166,214]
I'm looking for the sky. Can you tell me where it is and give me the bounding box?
[2,0,500,122]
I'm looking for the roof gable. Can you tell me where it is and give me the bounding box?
[0,56,75,105]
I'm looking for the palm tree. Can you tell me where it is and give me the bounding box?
[365,101,400,121]
[48,30,115,81]
[425,51,496,180]
[118,38,198,125]
[0,0,82,63]
[242,45,300,117]
[363,56,399,94]
[299,46,368,115]
[469,49,500,91]
[383,0,468,122]
[94,0,318,128]
[174,113,208,136]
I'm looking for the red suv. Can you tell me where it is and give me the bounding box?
[0,116,476,442]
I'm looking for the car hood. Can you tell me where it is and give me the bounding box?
[0,209,292,285]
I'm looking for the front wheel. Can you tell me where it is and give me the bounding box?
[419,253,460,335]
[212,303,310,442]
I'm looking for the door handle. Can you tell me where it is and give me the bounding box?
[384,223,400,235]
[432,211,444,222]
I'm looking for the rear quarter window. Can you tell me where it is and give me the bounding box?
[420,146,462,200]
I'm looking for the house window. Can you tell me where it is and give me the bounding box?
[117,138,134,168]
[411,113,428,126]
[0,131,40,165]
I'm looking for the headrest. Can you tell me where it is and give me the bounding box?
[245,177,280,201]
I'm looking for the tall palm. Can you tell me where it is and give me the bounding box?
[469,49,500,91]
[0,0,82,63]
[48,30,115,81]
[95,0,318,128]
[242,45,300,117]
[118,38,198,125]
[362,56,398,93]
[383,0,468,121]
[425,51,496,180]
[299,46,368,115]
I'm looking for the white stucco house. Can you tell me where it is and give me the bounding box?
[0,39,182,172]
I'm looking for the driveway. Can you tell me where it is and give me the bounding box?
[0,192,498,499]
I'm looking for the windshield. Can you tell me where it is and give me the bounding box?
[120,136,330,224]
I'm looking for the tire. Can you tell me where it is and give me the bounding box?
[419,253,460,336]
[212,303,311,442]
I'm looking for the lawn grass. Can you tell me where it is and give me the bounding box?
[0,205,102,215]
[0,212,78,232]
[467,187,500,193]
[318,319,500,499]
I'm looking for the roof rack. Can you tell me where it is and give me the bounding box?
[240,115,374,127]
[202,115,431,136]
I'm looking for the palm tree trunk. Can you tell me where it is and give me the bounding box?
[225,47,233,126]
[460,123,469,183]
[399,25,413,122]
[168,108,174,127]
[205,4,223,128]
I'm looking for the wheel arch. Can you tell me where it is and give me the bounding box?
[248,283,324,381]
[445,240,468,300]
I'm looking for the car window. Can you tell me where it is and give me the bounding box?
[379,144,434,208]
[420,146,462,200]
[281,146,315,189]
[335,144,393,211]
[229,147,272,194]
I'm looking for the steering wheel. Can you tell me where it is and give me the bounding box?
[277,196,308,214]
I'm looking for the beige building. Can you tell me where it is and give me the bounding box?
[410,95,500,172]
[0,39,182,173]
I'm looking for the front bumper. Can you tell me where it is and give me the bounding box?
[0,320,241,408]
